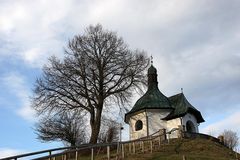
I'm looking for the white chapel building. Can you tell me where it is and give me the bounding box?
[125,64,205,140]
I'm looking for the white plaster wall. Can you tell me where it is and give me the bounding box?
[129,111,147,140]
[146,109,171,135]
[166,118,181,138]
[129,109,172,140]
[128,110,200,140]
[182,113,199,133]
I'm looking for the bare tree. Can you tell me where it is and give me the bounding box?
[35,110,87,146]
[32,24,149,144]
[221,130,239,150]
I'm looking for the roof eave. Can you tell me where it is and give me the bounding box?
[125,107,173,123]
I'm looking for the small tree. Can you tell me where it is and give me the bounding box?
[221,130,239,150]
[98,118,119,143]
[35,110,87,146]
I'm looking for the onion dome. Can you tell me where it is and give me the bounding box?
[125,65,172,123]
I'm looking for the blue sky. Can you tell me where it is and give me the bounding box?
[1,0,240,158]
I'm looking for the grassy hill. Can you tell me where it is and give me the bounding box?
[124,138,239,160]
[31,137,239,160]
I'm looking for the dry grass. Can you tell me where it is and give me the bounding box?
[42,138,239,160]
[124,138,239,160]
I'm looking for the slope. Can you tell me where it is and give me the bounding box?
[124,138,239,160]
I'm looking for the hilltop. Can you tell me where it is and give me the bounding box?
[124,138,239,160]
[2,136,239,160]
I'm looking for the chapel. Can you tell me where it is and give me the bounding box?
[125,64,205,140]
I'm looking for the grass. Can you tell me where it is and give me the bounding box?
[124,138,239,160]
[43,137,239,160]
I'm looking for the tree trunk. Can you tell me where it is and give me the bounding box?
[89,108,102,144]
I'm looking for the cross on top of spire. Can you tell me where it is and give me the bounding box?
[150,55,153,65]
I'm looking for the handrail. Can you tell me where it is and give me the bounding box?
[0,145,89,160]
[0,128,179,160]
[32,142,119,160]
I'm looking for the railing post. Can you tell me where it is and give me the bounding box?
[150,140,153,153]
[178,125,184,139]
[116,142,119,156]
[159,134,161,147]
[183,155,186,160]
[141,141,144,153]
[91,148,94,160]
[168,133,170,144]
[133,142,135,154]
[48,151,52,160]
[121,144,125,158]
[129,142,131,154]
[107,146,110,160]
[75,150,78,160]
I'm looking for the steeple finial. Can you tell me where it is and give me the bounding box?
[181,88,183,93]
[150,55,153,65]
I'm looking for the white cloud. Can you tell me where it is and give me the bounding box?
[0,0,239,137]
[0,148,25,159]
[1,72,36,121]
[0,0,71,67]
[201,111,240,136]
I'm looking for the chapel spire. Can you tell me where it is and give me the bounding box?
[147,57,158,89]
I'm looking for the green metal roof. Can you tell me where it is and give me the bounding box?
[163,93,205,123]
[127,65,172,114]
[124,65,205,124]
[128,87,172,114]
[125,65,173,122]
[148,65,157,74]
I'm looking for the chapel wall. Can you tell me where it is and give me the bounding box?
[129,112,147,140]
[166,118,181,138]
[147,109,170,135]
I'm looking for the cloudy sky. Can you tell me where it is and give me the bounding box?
[0,0,240,158]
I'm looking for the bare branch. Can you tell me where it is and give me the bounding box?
[32,24,149,144]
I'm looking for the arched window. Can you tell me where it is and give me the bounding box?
[186,120,196,133]
[135,120,143,131]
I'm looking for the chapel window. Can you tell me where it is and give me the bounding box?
[135,120,143,131]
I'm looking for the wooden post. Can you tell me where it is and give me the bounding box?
[48,151,52,160]
[178,125,184,139]
[107,146,110,160]
[159,135,161,147]
[75,150,78,160]
[121,144,125,158]
[168,134,170,144]
[142,141,144,153]
[129,142,131,154]
[150,140,153,153]
[218,135,224,144]
[133,142,135,154]
[183,155,186,160]
[235,149,238,159]
[64,154,67,160]
[91,148,94,160]
[116,142,119,155]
